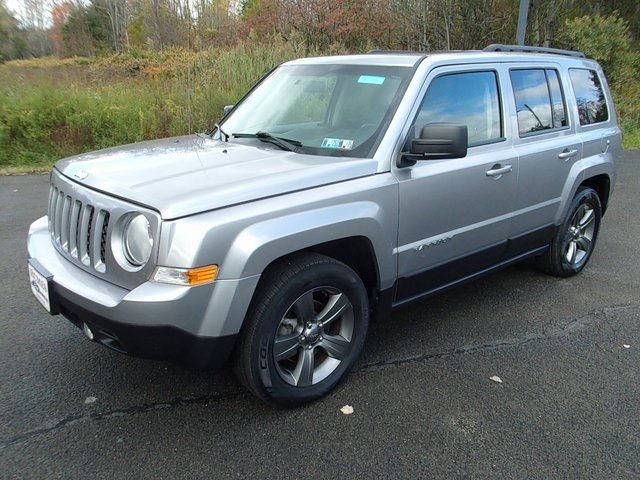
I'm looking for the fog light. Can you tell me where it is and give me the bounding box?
[82,323,95,341]
[151,264,219,286]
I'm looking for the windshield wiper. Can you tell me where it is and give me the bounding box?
[232,131,302,152]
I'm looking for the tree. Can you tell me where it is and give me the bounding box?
[51,1,74,55]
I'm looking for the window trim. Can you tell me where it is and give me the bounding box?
[544,68,569,130]
[404,68,506,151]
[568,67,610,127]
[509,67,571,138]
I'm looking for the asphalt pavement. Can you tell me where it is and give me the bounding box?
[1,151,639,479]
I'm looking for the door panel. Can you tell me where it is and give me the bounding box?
[393,65,517,301]
[508,65,582,239]
[396,145,517,278]
[512,134,581,234]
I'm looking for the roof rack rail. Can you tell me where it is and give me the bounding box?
[484,44,585,58]
[367,49,423,55]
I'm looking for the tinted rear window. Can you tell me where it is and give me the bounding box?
[511,69,553,135]
[569,69,609,125]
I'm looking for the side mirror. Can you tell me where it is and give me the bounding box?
[222,104,235,117]
[400,123,468,167]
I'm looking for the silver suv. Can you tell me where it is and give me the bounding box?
[27,45,621,406]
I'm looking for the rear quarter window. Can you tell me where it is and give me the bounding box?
[569,68,609,125]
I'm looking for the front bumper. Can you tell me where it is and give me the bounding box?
[27,216,259,369]
[55,290,237,369]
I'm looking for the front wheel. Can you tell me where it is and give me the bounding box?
[233,253,369,407]
[542,186,602,277]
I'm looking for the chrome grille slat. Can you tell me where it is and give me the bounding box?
[69,200,82,258]
[60,195,72,249]
[47,186,55,230]
[53,190,64,242]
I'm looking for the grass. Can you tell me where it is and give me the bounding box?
[0,40,638,174]
[0,39,327,173]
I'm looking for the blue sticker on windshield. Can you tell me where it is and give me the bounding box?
[322,138,354,150]
[358,75,385,85]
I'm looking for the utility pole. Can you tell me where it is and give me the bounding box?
[516,0,531,45]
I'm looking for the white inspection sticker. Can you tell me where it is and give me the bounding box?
[321,138,354,150]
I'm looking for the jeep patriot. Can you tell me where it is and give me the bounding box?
[27,44,620,406]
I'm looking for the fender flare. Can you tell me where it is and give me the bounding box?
[219,201,395,287]
[555,159,613,225]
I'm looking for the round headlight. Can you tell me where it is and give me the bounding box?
[123,214,153,266]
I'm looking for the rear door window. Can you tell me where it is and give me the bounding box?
[510,68,569,136]
[569,68,609,125]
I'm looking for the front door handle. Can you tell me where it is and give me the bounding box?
[486,164,513,178]
[558,149,578,160]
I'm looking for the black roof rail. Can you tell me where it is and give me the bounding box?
[484,44,585,58]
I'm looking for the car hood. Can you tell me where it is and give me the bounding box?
[55,134,379,219]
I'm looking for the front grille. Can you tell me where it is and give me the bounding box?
[47,169,160,290]
[48,184,109,273]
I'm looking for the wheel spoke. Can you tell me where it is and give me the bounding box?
[316,293,350,326]
[578,208,594,229]
[320,333,350,360]
[273,333,300,361]
[566,241,577,263]
[576,235,592,252]
[292,348,315,386]
[292,291,315,323]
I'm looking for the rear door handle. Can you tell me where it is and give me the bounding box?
[558,149,578,160]
[486,164,513,178]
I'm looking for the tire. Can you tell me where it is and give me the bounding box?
[233,253,369,407]
[541,186,602,277]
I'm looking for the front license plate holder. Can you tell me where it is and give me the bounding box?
[28,259,59,315]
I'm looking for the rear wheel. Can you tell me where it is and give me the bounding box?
[233,253,369,407]
[541,186,601,277]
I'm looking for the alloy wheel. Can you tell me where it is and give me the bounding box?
[273,287,354,387]
[564,203,596,266]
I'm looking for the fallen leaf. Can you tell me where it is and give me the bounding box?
[489,375,503,383]
[340,405,354,415]
[623,344,630,349]
[84,396,97,404]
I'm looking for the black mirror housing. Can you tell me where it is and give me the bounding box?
[402,123,468,165]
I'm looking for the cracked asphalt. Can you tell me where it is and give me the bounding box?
[1,151,639,479]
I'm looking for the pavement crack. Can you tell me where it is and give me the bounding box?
[354,303,639,374]
[2,304,637,449]
[0,390,241,449]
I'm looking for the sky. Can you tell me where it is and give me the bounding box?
[6,0,23,16]
[6,0,53,26]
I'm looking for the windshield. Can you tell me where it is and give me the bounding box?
[220,64,413,158]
